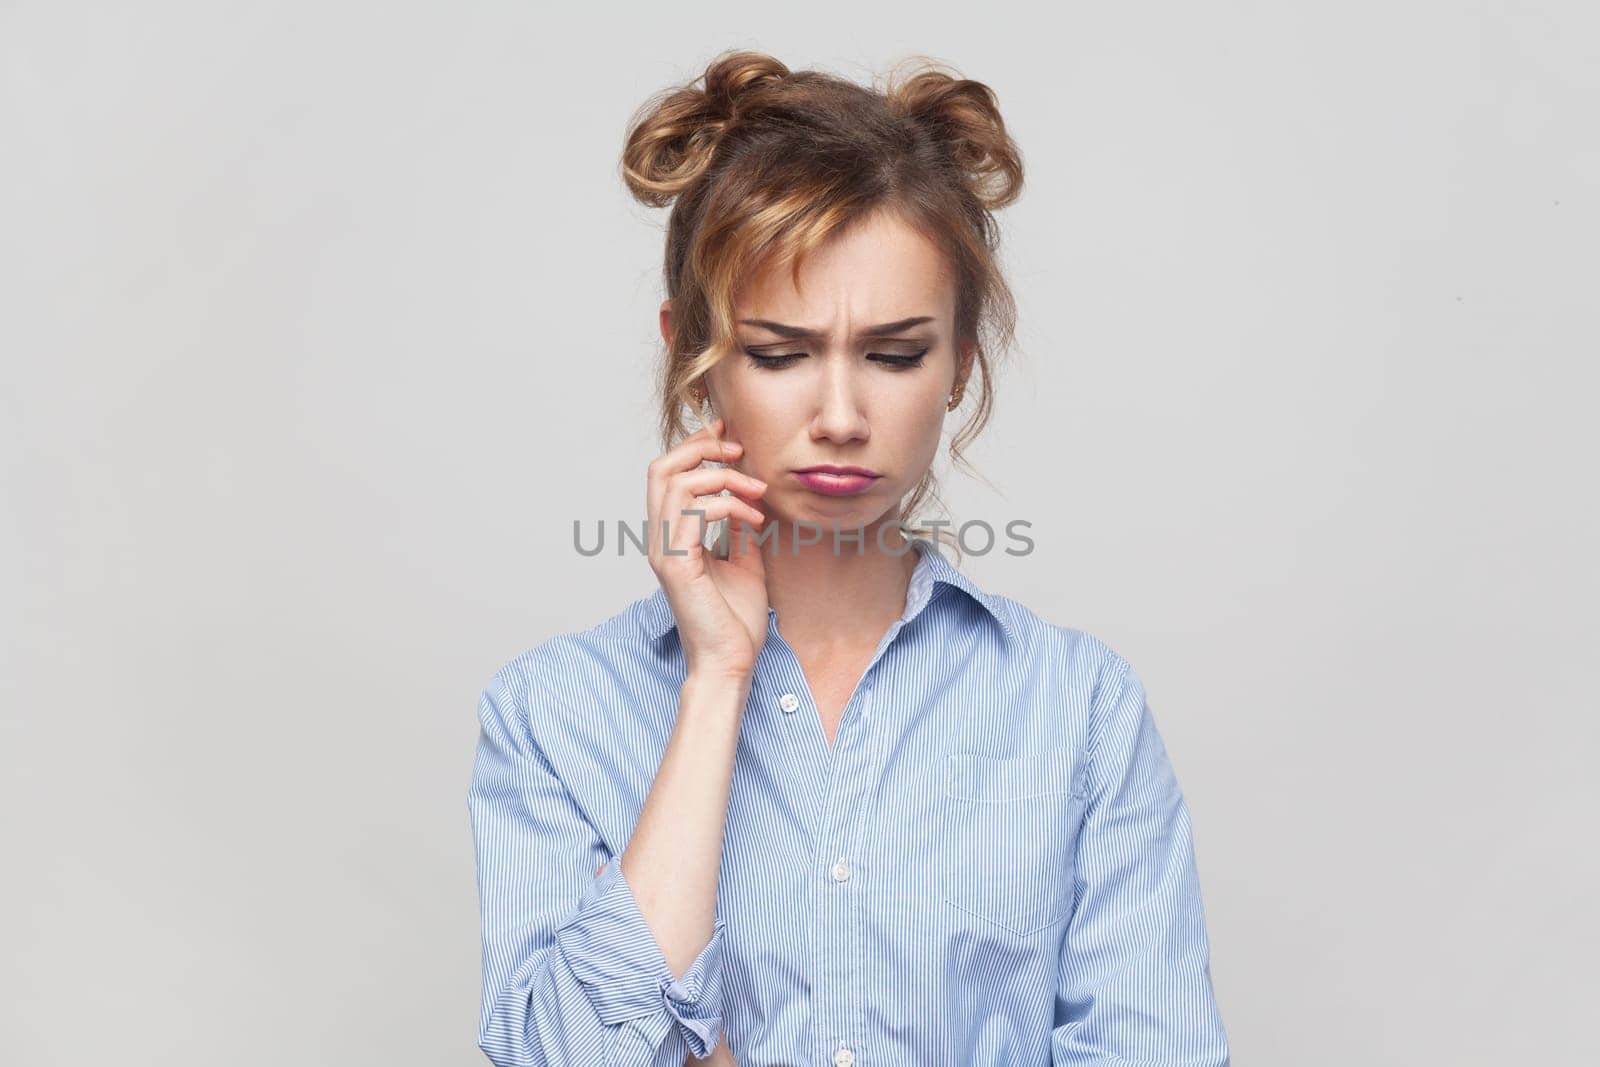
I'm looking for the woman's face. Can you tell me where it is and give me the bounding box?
[665,208,972,539]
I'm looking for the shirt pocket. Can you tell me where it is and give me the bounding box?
[939,748,1086,937]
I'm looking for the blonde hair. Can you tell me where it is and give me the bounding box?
[620,49,1024,555]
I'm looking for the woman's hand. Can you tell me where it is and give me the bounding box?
[646,416,771,679]
[686,1032,739,1067]
[702,1035,740,1066]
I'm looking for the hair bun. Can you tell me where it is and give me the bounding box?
[885,58,1023,211]
[621,51,791,208]
[702,50,789,116]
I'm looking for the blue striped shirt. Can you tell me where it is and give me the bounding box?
[467,538,1230,1066]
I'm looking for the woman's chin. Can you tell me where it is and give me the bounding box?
[758,496,902,543]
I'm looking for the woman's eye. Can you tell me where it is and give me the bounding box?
[744,351,805,370]
[871,349,929,370]
[741,348,929,371]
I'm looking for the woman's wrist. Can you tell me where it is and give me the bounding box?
[678,669,755,731]
[684,661,755,691]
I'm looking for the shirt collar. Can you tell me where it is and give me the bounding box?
[641,538,1014,647]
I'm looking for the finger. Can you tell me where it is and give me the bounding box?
[668,466,768,504]
[662,494,764,559]
[724,515,771,574]
[646,417,730,546]
[661,467,766,556]
[647,430,742,532]
[649,447,744,563]
[706,506,771,562]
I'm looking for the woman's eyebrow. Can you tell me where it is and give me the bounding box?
[737,316,935,340]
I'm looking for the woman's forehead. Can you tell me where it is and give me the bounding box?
[735,215,954,330]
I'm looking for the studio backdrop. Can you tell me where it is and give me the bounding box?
[3,2,1595,1064]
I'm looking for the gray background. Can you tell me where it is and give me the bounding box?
[3,2,1595,1064]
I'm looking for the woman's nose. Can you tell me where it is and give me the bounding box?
[810,373,870,443]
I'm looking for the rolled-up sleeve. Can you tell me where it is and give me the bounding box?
[468,660,728,1066]
[1052,655,1231,1067]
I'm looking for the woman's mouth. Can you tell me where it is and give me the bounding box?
[793,466,881,496]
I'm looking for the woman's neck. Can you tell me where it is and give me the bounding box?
[758,521,921,650]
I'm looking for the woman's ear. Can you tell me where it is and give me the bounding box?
[658,299,672,346]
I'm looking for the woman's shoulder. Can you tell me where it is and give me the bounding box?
[981,588,1141,698]
[474,586,675,727]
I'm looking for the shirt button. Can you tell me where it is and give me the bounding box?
[830,860,851,882]
[778,693,800,713]
[833,1047,855,1067]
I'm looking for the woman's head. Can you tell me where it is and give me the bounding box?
[621,50,1023,550]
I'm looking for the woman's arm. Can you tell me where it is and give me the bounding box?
[470,418,766,1065]
[698,1034,740,1067]
[468,660,746,1066]
[1050,655,1232,1066]
[618,669,750,981]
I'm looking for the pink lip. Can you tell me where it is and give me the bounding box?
[794,465,881,496]
[798,464,880,476]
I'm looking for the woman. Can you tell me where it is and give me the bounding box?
[468,50,1230,1067]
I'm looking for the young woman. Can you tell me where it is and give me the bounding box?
[468,50,1230,1067]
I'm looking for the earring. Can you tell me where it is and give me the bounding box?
[947,385,965,411]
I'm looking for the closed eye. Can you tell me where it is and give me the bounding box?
[742,348,929,371]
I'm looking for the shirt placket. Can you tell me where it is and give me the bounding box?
[814,683,873,1067]
[764,618,904,1067]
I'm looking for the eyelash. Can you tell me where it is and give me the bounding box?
[742,348,929,371]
